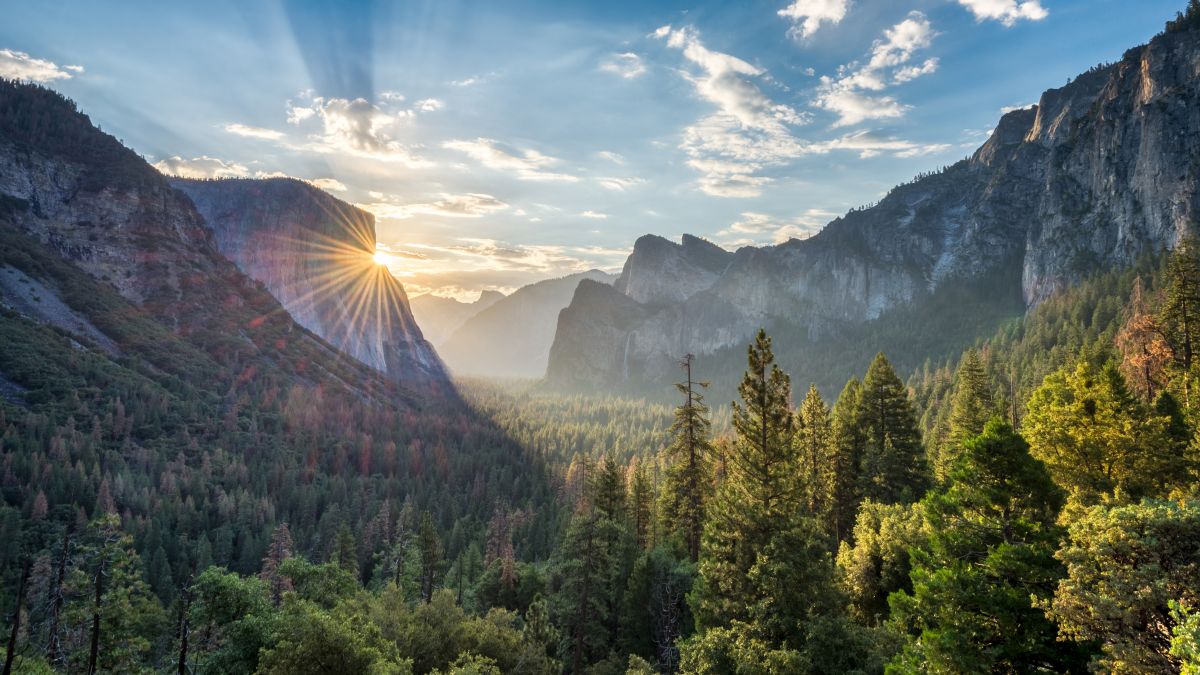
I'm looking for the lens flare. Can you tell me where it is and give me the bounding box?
[374,250,390,265]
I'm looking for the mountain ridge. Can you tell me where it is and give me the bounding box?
[547,26,1200,392]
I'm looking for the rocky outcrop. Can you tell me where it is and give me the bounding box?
[438,270,615,378]
[548,28,1200,389]
[171,178,448,389]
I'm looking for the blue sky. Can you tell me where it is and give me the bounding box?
[1,0,1181,299]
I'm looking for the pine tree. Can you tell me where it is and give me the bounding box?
[416,512,443,603]
[553,497,617,672]
[661,354,713,562]
[1024,360,1180,503]
[332,525,359,581]
[857,352,929,504]
[830,378,866,545]
[1160,234,1200,402]
[938,348,994,481]
[260,523,294,607]
[688,330,849,657]
[888,420,1084,672]
[795,384,834,526]
[1116,276,1172,401]
[628,458,654,552]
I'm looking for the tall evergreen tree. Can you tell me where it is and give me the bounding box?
[661,354,714,562]
[627,458,654,552]
[857,352,929,505]
[416,512,443,603]
[261,523,294,607]
[1160,234,1200,402]
[937,348,994,481]
[830,378,866,544]
[888,420,1086,672]
[795,384,835,526]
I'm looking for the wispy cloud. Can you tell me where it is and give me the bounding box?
[716,209,834,246]
[224,123,284,140]
[596,176,646,191]
[600,52,647,79]
[815,11,937,127]
[152,155,249,179]
[956,0,1047,26]
[0,49,82,82]
[308,177,347,192]
[443,138,579,182]
[655,25,808,197]
[579,210,608,219]
[778,0,850,40]
[360,193,510,220]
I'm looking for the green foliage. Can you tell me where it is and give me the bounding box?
[1172,601,1200,675]
[888,420,1083,672]
[1048,499,1200,673]
[1024,360,1183,504]
[857,353,929,505]
[835,501,924,625]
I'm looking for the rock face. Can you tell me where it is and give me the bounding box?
[548,28,1200,389]
[171,178,447,389]
[438,270,616,378]
[0,79,411,402]
[411,290,505,346]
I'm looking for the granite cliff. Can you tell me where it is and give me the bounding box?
[548,27,1200,390]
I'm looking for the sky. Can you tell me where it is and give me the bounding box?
[0,0,1182,300]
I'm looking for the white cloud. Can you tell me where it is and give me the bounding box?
[1001,102,1035,113]
[956,0,1047,26]
[0,49,82,82]
[807,130,951,158]
[415,98,443,112]
[717,209,833,245]
[286,95,431,166]
[596,151,625,164]
[778,0,850,40]
[152,156,249,179]
[360,193,509,220]
[600,52,647,79]
[596,176,646,191]
[655,26,809,197]
[815,11,936,126]
[308,177,347,192]
[579,210,608,219]
[443,138,579,182]
[224,123,284,140]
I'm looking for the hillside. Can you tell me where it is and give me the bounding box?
[438,269,616,378]
[410,289,505,346]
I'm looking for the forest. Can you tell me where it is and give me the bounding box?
[3,215,1200,673]
[4,1,1200,672]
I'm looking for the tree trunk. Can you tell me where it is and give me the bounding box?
[46,529,69,665]
[2,564,28,675]
[87,554,105,675]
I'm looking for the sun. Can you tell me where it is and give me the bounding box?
[373,250,390,265]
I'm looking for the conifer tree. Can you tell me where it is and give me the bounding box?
[938,348,994,481]
[830,378,866,544]
[1116,276,1172,401]
[627,458,654,552]
[857,352,929,504]
[1160,234,1200,400]
[332,525,359,581]
[1024,360,1179,503]
[661,354,713,562]
[261,523,294,607]
[795,384,834,524]
[416,512,443,603]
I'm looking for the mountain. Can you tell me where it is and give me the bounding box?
[438,270,616,378]
[548,26,1200,393]
[170,177,447,390]
[411,289,505,346]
